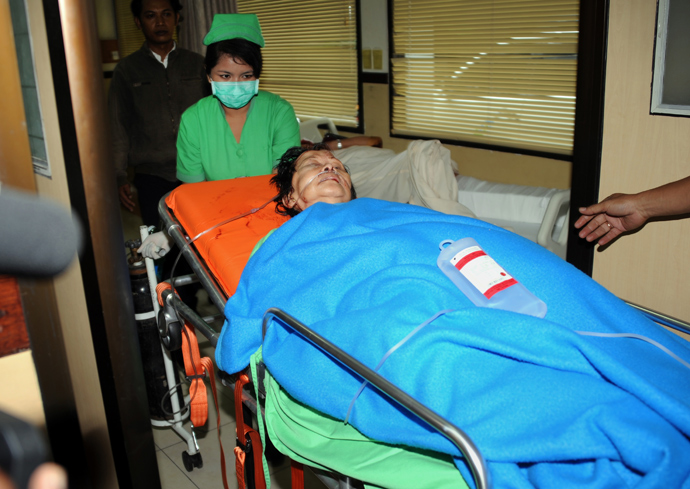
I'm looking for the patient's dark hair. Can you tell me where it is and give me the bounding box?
[271,144,356,217]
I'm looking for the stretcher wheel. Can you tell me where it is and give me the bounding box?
[181,451,203,472]
[159,308,182,351]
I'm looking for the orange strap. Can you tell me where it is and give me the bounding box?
[202,356,232,489]
[181,323,208,427]
[234,373,267,489]
[291,460,304,489]
[156,283,208,427]
[156,283,232,488]
[233,447,246,488]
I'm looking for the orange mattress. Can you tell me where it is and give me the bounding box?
[165,175,289,297]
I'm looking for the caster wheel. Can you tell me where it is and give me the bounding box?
[192,452,203,469]
[181,451,193,472]
[181,451,202,472]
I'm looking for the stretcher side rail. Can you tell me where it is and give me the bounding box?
[625,301,690,335]
[261,307,492,489]
[159,289,220,348]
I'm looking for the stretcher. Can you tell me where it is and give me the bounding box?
[146,175,690,489]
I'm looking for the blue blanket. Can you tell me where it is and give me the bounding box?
[216,198,690,489]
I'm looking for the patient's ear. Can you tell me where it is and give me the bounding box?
[283,192,295,209]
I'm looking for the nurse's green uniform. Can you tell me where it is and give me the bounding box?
[176,90,300,182]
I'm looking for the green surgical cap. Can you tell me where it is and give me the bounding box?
[203,13,265,47]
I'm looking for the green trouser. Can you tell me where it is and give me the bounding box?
[250,349,468,489]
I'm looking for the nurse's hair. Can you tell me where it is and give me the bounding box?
[271,144,356,217]
[204,39,263,78]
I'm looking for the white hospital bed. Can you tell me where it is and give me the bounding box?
[455,176,570,259]
[300,118,571,260]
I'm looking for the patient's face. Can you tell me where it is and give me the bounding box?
[286,150,352,212]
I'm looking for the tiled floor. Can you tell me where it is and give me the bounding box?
[150,333,325,489]
[150,334,268,488]
[121,207,325,489]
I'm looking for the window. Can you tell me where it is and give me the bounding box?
[650,0,690,116]
[238,0,361,130]
[391,0,579,155]
[9,0,50,176]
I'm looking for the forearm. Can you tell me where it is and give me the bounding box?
[327,136,383,150]
[634,176,690,219]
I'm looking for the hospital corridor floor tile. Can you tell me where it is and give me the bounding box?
[156,449,199,489]
[151,368,236,450]
[157,413,299,489]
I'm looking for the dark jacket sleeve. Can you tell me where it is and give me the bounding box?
[108,67,132,187]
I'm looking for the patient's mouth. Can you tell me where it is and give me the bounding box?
[319,174,342,185]
[297,169,349,202]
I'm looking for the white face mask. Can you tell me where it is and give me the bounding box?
[211,79,259,109]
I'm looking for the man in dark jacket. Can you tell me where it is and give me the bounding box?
[109,0,209,227]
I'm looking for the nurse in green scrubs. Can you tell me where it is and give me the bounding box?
[176,13,300,183]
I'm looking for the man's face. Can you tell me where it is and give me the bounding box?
[134,0,179,46]
[286,150,352,212]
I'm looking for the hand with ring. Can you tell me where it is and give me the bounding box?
[574,192,649,247]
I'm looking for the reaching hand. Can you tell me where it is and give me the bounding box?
[118,183,136,212]
[574,193,649,246]
[138,231,172,260]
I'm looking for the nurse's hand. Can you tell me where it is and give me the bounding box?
[138,231,172,260]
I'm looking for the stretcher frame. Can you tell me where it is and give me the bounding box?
[153,194,492,489]
[151,192,690,489]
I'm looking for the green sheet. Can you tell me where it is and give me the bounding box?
[259,356,468,488]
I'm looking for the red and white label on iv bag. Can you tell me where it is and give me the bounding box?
[450,246,518,299]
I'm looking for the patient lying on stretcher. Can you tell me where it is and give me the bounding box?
[217,166,690,488]
[235,146,472,488]
[139,143,355,259]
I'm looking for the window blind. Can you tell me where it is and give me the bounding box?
[238,0,360,128]
[391,0,579,155]
[114,0,145,59]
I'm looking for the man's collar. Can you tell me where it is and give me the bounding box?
[143,41,177,64]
